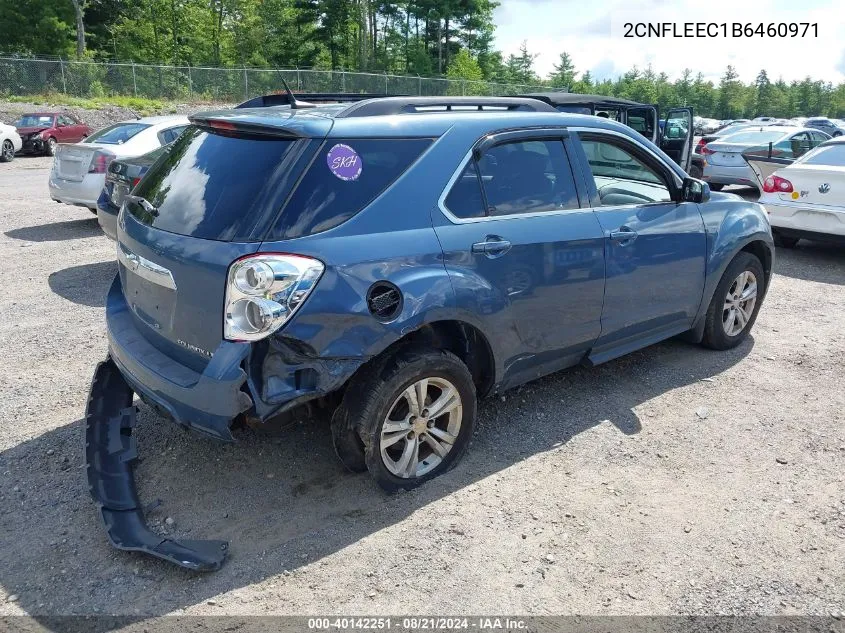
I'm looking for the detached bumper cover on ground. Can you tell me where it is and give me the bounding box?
[85,358,229,571]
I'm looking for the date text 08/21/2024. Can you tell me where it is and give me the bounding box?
[307,617,528,631]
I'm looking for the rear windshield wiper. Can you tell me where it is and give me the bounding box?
[125,195,159,217]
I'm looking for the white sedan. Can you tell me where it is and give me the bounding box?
[0,122,22,163]
[48,115,189,211]
[758,136,845,247]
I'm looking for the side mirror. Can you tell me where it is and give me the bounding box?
[682,177,710,203]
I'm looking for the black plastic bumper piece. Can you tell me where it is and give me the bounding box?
[85,358,229,571]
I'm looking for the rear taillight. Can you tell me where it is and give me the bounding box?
[88,150,115,174]
[695,138,706,153]
[224,254,324,342]
[763,175,793,193]
[700,145,715,155]
[132,177,141,188]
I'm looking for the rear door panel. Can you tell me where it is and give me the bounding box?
[432,132,606,383]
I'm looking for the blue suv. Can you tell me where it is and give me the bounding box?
[86,96,773,571]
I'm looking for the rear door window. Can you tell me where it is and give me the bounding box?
[443,138,580,219]
[130,126,304,241]
[268,138,433,240]
[86,122,150,145]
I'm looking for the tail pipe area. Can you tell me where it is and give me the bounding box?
[85,358,228,571]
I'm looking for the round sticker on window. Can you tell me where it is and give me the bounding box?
[326,143,363,181]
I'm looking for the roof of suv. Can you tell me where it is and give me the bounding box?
[191,96,644,140]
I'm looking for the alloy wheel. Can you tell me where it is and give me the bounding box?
[2,141,12,161]
[379,377,463,479]
[722,270,757,337]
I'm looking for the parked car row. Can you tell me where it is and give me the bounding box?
[47,115,188,213]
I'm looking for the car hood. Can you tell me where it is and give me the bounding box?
[16,126,50,135]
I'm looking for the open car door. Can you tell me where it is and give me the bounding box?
[660,107,693,172]
[624,105,659,144]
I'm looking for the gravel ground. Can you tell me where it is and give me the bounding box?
[0,101,232,131]
[0,155,844,621]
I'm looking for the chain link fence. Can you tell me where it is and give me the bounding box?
[0,57,548,102]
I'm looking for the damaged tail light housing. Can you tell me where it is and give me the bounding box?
[224,254,324,342]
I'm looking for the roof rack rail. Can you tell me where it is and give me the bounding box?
[335,96,558,118]
[236,92,402,109]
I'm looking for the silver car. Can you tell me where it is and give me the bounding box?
[702,126,830,191]
[48,115,189,211]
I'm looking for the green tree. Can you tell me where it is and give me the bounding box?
[754,69,773,116]
[446,47,483,94]
[548,52,576,89]
[717,65,744,119]
[505,40,537,85]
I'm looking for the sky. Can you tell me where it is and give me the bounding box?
[493,0,845,86]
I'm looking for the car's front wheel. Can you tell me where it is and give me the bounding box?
[45,137,57,156]
[332,348,476,492]
[0,140,14,163]
[688,164,703,179]
[701,251,765,350]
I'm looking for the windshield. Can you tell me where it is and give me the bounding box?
[797,144,845,166]
[85,122,150,145]
[719,130,787,145]
[15,115,53,127]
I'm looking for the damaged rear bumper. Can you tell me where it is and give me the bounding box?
[85,358,229,571]
[106,278,253,441]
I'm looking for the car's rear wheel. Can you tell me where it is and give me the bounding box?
[773,231,800,248]
[45,137,57,157]
[709,183,724,191]
[0,140,14,163]
[701,251,765,350]
[332,347,476,492]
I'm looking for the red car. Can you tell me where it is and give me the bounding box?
[13,112,92,156]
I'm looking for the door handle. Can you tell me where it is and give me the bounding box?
[471,235,512,258]
[610,227,638,244]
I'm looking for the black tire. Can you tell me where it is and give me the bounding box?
[45,137,57,157]
[333,347,476,492]
[688,164,703,179]
[701,251,765,350]
[709,183,724,191]
[0,139,14,163]
[773,232,799,248]
[331,405,368,473]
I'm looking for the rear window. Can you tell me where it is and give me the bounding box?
[719,130,785,144]
[86,122,150,144]
[798,144,845,166]
[130,126,300,241]
[268,138,432,240]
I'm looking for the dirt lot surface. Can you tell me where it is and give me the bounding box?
[0,155,844,621]
[0,100,232,131]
